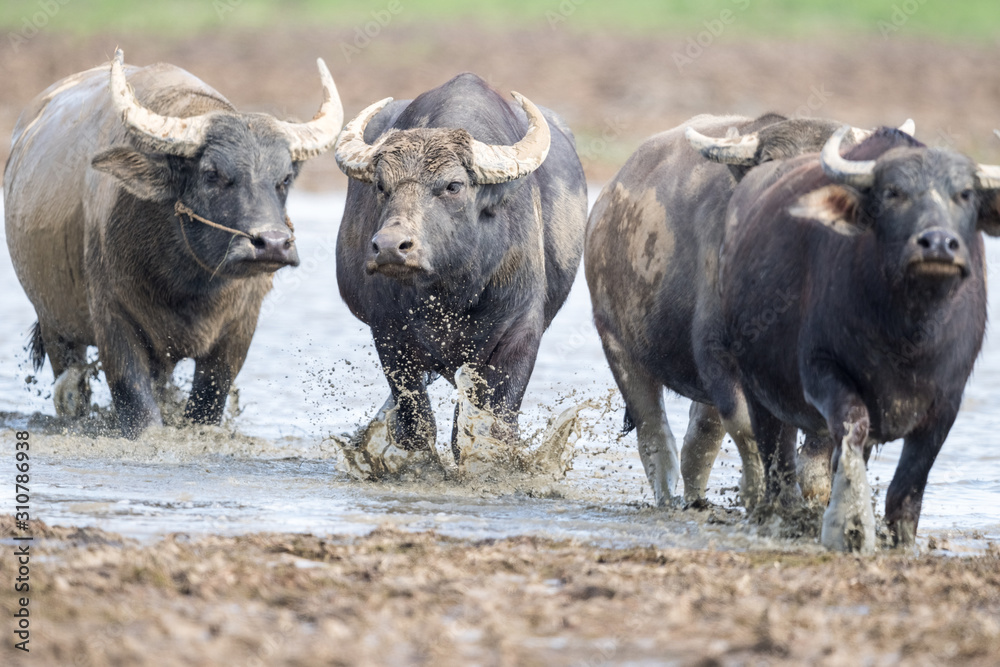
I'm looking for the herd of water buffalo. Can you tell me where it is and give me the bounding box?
[4,49,999,554]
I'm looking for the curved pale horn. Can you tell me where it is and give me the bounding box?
[821,125,876,188]
[333,97,394,182]
[979,130,1000,189]
[470,91,551,184]
[898,118,915,136]
[975,164,1000,190]
[109,48,215,157]
[685,126,759,166]
[272,58,344,161]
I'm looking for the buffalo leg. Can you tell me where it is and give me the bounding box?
[803,360,876,553]
[599,330,679,506]
[885,410,954,548]
[746,396,801,508]
[186,351,239,425]
[680,401,725,507]
[798,434,834,505]
[41,324,91,418]
[475,320,544,444]
[98,327,162,439]
[694,329,764,510]
[186,323,253,425]
[375,340,435,452]
[450,402,461,463]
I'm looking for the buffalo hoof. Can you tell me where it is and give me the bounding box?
[797,437,833,506]
[821,433,876,554]
[335,400,445,482]
[54,365,91,417]
[889,518,918,551]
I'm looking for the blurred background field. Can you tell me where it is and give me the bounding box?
[1,0,999,189]
[3,0,1000,39]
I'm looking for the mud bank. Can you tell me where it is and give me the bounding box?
[2,517,999,666]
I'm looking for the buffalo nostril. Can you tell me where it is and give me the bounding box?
[251,236,266,249]
[917,237,931,249]
[947,238,959,251]
[372,241,380,254]
[399,240,414,252]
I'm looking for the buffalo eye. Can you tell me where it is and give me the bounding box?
[277,173,293,193]
[882,185,904,202]
[956,188,974,204]
[203,168,230,188]
[375,178,387,196]
[444,181,464,195]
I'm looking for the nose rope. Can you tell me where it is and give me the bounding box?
[175,201,253,239]
[173,200,296,278]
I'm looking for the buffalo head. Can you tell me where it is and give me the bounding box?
[90,49,344,278]
[801,126,1000,295]
[333,92,550,283]
[686,117,915,181]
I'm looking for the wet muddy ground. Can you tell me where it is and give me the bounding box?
[2,516,1000,666]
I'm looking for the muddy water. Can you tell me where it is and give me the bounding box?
[1,191,998,552]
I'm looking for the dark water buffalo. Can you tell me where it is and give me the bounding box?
[4,49,342,437]
[584,113,897,507]
[335,73,587,469]
[713,126,1000,551]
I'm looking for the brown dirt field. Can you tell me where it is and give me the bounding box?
[2,516,1000,666]
[2,23,1000,191]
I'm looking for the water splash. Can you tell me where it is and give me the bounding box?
[332,396,445,481]
[332,365,598,486]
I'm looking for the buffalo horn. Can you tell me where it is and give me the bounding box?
[469,92,551,184]
[685,127,759,166]
[273,58,344,161]
[109,48,214,157]
[333,97,395,182]
[111,49,343,161]
[820,125,876,188]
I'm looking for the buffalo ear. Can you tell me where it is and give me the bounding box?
[788,184,864,236]
[91,147,176,202]
[977,189,1000,237]
[476,177,527,218]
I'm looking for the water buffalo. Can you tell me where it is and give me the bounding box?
[713,126,1000,551]
[334,73,587,474]
[4,49,343,437]
[584,113,900,507]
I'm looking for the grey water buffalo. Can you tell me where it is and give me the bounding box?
[711,126,1000,551]
[335,73,587,472]
[4,49,343,437]
[584,113,899,507]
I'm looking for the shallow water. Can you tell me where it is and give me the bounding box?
[1,191,998,553]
